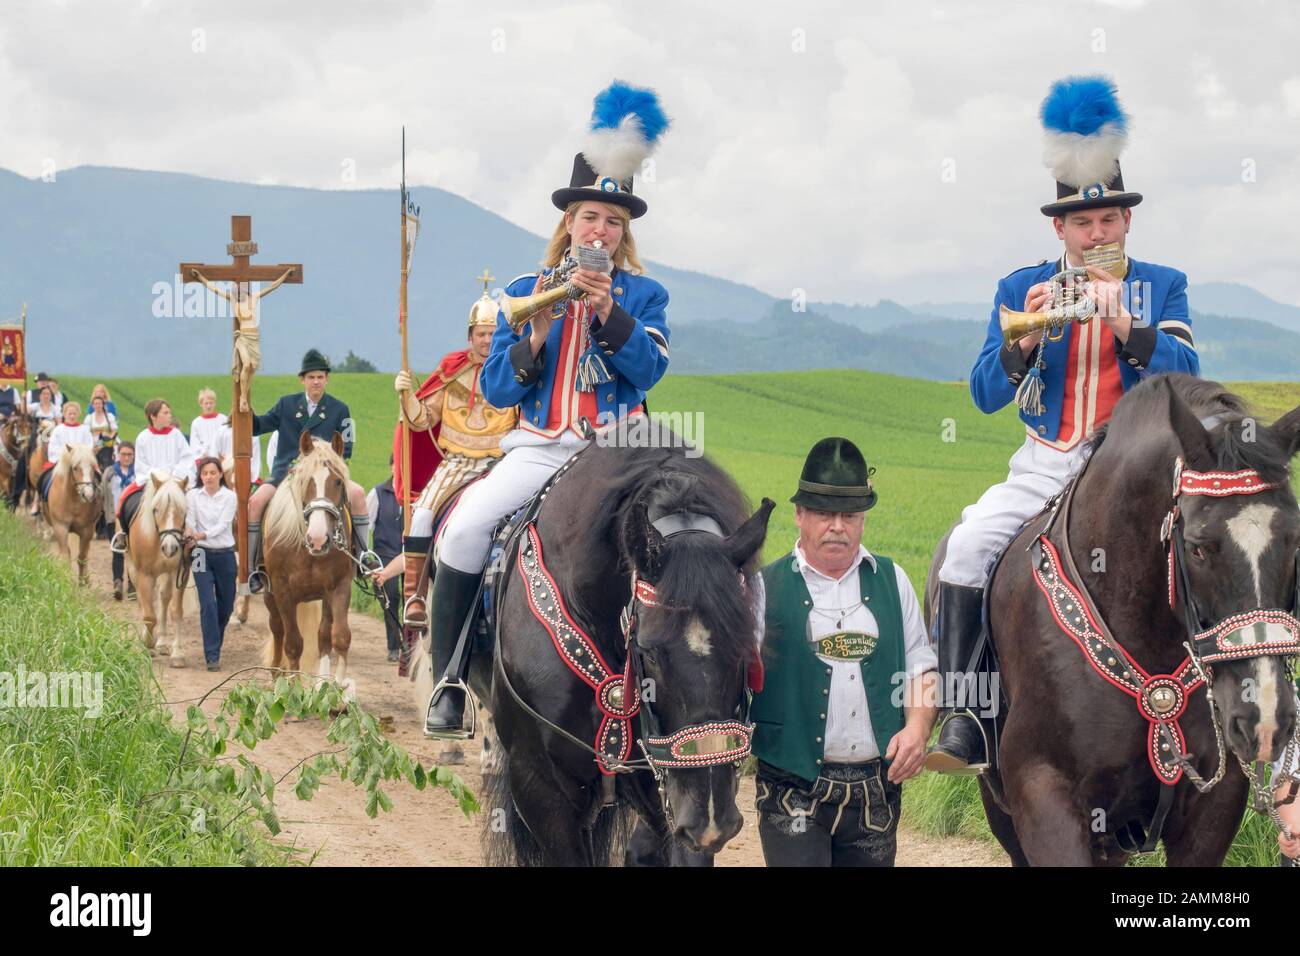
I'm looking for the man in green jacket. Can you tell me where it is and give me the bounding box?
[751,437,937,866]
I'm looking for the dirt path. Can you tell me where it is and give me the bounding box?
[56,526,1003,867]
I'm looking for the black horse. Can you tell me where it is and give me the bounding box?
[476,439,773,866]
[928,373,1300,865]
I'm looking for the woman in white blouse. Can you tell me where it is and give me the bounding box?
[31,385,59,423]
[186,456,238,671]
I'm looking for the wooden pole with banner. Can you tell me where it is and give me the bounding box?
[179,217,302,594]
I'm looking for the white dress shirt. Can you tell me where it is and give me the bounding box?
[186,485,237,550]
[759,540,937,763]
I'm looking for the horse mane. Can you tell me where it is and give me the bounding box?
[264,439,349,550]
[137,470,186,538]
[572,441,759,669]
[1091,372,1292,486]
[55,443,97,478]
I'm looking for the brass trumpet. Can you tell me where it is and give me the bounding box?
[999,243,1127,349]
[499,241,610,334]
[999,266,1095,349]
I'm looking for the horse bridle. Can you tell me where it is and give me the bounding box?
[621,511,757,829]
[1159,456,1300,829]
[303,494,349,552]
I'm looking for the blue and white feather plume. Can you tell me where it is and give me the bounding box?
[581,81,670,182]
[1040,76,1129,189]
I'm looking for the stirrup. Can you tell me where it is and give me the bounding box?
[923,708,991,776]
[424,677,476,741]
[247,569,269,595]
[403,594,429,632]
[109,532,127,554]
[356,548,383,574]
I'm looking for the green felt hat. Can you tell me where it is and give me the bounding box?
[299,349,330,376]
[790,437,877,513]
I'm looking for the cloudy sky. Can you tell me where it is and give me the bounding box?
[4,0,1300,304]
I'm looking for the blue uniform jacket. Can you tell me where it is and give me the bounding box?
[970,256,1199,442]
[252,392,353,482]
[481,268,670,429]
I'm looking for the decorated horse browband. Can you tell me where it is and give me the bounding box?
[1160,456,1300,663]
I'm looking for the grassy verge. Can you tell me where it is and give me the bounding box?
[0,511,282,865]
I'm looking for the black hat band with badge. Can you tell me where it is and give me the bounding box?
[790,437,878,514]
[551,81,670,221]
[1039,76,1143,218]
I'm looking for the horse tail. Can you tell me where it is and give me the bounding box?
[479,745,545,867]
[258,600,322,674]
[297,600,322,675]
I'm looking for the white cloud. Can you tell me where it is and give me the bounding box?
[3,0,1300,304]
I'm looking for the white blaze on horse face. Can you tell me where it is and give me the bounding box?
[685,616,713,657]
[78,461,95,500]
[304,465,331,550]
[1226,503,1278,604]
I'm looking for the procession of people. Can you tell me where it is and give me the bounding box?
[4,73,1298,868]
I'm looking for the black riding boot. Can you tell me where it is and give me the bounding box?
[247,521,267,594]
[423,561,480,739]
[924,582,990,774]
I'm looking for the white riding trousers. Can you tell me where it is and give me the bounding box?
[435,429,589,574]
[939,434,1092,589]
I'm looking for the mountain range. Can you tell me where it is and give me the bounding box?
[3,165,1297,381]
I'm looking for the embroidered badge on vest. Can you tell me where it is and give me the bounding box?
[814,631,878,661]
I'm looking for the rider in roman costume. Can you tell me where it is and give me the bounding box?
[418,81,672,738]
[752,438,937,866]
[377,274,518,669]
[926,77,1200,774]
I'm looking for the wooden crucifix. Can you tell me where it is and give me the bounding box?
[180,215,302,593]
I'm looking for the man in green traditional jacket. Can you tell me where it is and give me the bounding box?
[751,437,937,867]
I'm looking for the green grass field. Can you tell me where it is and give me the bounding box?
[59,369,1300,597]
[0,511,279,865]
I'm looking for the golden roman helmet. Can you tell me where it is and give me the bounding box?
[467,268,499,330]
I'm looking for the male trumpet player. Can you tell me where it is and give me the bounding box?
[925,76,1199,773]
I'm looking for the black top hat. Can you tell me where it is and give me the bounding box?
[1038,76,1143,218]
[551,81,669,221]
[790,437,878,514]
[299,349,330,376]
[552,153,647,219]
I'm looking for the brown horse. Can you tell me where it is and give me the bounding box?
[0,413,33,507]
[24,419,54,512]
[41,444,101,584]
[927,374,1300,865]
[126,470,190,664]
[260,431,355,695]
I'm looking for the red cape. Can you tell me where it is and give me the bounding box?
[392,349,475,505]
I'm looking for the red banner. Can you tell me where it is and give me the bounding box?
[0,326,25,389]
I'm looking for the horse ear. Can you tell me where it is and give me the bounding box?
[299,429,315,457]
[331,431,345,458]
[1270,405,1300,460]
[624,502,667,579]
[149,471,165,490]
[1165,377,1216,472]
[725,498,776,569]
